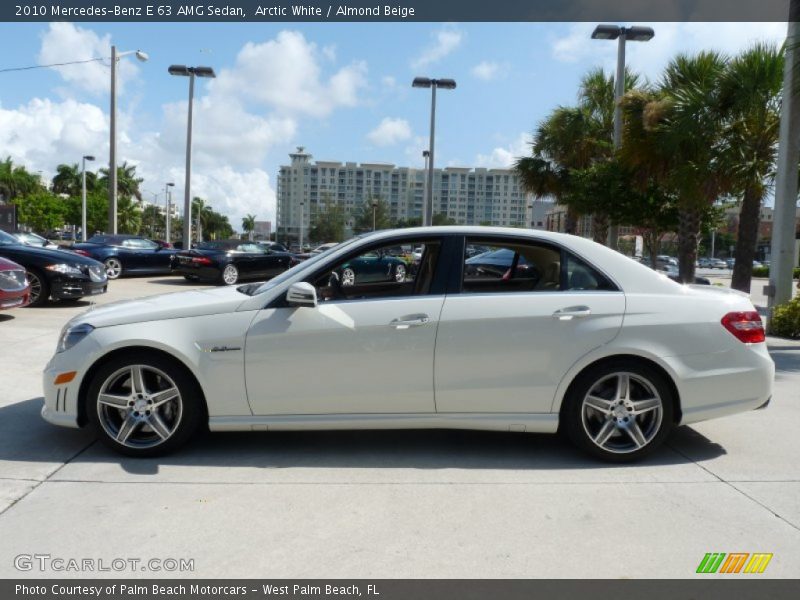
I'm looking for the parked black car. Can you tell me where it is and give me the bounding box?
[71,234,178,280]
[171,240,298,285]
[0,229,107,306]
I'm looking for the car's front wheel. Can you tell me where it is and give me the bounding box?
[394,263,406,282]
[25,269,49,307]
[104,257,123,280]
[562,361,674,462]
[86,353,203,457]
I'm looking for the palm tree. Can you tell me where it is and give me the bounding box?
[717,43,783,293]
[0,157,41,201]
[117,196,142,235]
[620,52,731,282]
[242,214,257,240]
[98,161,143,202]
[191,197,213,242]
[515,68,637,241]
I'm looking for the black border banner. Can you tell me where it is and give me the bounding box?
[5,580,800,600]
[1,0,795,23]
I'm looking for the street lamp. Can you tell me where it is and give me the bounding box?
[109,47,148,235]
[165,182,175,242]
[412,77,456,227]
[168,64,216,249]
[591,24,654,249]
[528,203,534,229]
[372,200,378,231]
[81,155,95,241]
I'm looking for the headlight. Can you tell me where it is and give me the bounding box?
[0,270,27,291]
[46,263,83,276]
[57,322,95,353]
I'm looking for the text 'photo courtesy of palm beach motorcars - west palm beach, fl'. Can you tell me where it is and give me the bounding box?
[3,1,800,584]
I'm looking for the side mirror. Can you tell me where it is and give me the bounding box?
[286,282,318,307]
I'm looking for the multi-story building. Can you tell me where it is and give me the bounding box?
[276,147,549,243]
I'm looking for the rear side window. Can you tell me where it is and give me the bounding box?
[461,238,617,293]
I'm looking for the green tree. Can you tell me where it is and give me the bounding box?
[394,216,423,228]
[191,197,214,241]
[718,43,784,292]
[353,196,392,234]
[204,210,234,240]
[432,212,456,225]
[11,189,66,233]
[309,195,347,243]
[52,163,97,197]
[242,214,257,240]
[515,68,638,241]
[98,161,144,203]
[117,197,142,235]
[0,157,42,201]
[621,52,731,283]
[64,191,108,235]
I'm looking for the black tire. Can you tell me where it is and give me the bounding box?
[562,360,674,463]
[25,269,50,307]
[85,352,204,457]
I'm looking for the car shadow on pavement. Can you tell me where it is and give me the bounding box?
[145,278,212,287]
[1,397,726,475]
[0,314,15,323]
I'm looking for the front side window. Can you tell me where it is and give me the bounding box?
[310,239,441,302]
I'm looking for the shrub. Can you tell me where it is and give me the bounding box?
[745,266,800,279]
[769,296,800,339]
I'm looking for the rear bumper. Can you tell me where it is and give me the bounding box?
[665,344,775,425]
[171,264,220,280]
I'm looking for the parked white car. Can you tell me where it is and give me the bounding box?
[42,227,773,461]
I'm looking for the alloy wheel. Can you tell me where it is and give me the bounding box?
[96,365,183,450]
[394,264,406,282]
[27,271,43,304]
[580,372,664,454]
[222,264,239,285]
[341,267,355,286]
[104,258,122,279]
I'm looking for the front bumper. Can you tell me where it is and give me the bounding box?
[41,337,104,430]
[0,288,30,309]
[51,278,107,299]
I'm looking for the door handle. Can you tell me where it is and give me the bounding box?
[552,306,592,320]
[390,314,430,329]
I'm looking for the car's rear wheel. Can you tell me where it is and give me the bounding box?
[104,257,123,280]
[220,264,239,285]
[563,361,674,462]
[394,263,406,282]
[86,353,203,457]
[25,269,49,307]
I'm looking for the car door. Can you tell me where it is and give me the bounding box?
[434,236,625,414]
[118,239,142,270]
[244,237,446,415]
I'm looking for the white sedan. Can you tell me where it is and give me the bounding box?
[41,227,773,461]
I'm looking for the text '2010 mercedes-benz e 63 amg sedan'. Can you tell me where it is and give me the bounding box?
[41,227,773,461]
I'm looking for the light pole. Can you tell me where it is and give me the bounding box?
[169,65,216,248]
[299,201,305,249]
[372,200,378,231]
[81,155,95,241]
[591,24,654,249]
[528,203,534,229]
[165,182,175,242]
[412,77,456,227]
[109,47,148,235]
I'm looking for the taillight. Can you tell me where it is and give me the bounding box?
[191,256,212,265]
[721,311,765,344]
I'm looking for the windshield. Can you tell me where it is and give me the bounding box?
[239,236,363,296]
[0,230,20,245]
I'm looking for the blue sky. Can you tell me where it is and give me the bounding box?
[0,21,787,229]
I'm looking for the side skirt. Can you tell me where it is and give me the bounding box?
[208,413,559,433]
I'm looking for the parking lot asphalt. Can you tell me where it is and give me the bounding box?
[0,276,798,579]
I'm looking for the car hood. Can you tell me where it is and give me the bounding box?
[75,286,252,328]
[0,243,97,264]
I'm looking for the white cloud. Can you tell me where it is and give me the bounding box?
[412,25,464,69]
[367,118,412,147]
[211,30,367,118]
[0,98,108,178]
[551,22,786,81]
[471,61,508,81]
[475,133,530,169]
[38,23,140,96]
